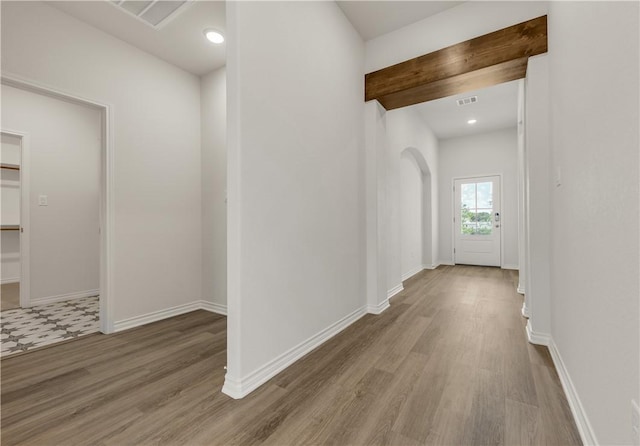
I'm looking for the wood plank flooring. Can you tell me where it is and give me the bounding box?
[0,266,582,445]
[1,282,20,311]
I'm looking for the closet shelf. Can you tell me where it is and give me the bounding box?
[1,163,20,171]
[1,225,20,231]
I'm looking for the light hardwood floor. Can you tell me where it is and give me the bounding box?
[1,282,20,311]
[0,266,581,445]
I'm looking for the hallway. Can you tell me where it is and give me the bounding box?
[1,266,580,445]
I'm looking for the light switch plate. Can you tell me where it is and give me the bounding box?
[38,195,48,206]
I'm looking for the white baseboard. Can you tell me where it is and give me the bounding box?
[525,321,597,445]
[222,305,367,399]
[423,263,440,270]
[1,277,19,285]
[200,300,227,316]
[114,300,228,332]
[501,264,519,270]
[521,302,530,318]
[525,320,550,346]
[401,266,423,282]
[31,289,99,307]
[517,284,525,295]
[387,283,404,299]
[367,298,390,315]
[114,301,201,332]
[438,261,455,266]
[548,339,598,446]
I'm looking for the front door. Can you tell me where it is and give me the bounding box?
[454,176,501,266]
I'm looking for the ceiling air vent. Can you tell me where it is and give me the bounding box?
[456,96,478,106]
[109,0,191,29]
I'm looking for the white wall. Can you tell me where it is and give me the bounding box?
[2,85,101,301]
[1,1,202,325]
[1,133,21,165]
[400,152,422,280]
[385,107,439,292]
[548,2,639,444]
[516,80,527,297]
[438,128,518,268]
[200,67,227,311]
[225,1,365,397]
[365,1,549,73]
[524,54,551,336]
[0,231,20,284]
[364,100,389,312]
[1,133,21,283]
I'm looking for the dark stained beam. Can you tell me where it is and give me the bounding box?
[365,16,547,109]
[377,58,529,110]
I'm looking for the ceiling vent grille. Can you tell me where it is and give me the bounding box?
[109,0,191,29]
[456,96,478,106]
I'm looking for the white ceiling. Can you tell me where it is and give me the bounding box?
[47,1,464,76]
[50,0,226,76]
[47,0,517,139]
[336,1,463,41]
[408,80,520,140]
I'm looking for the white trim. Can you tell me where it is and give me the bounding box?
[114,301,202,332]
[401,266,423,282]
[1,128,30,307]
[451,174,503,267]
[109,300,226,332]
[200,300,227,316]
[387,283,404,299]
[501,264,519,270]
[1,73,114,334]
[1,277,20,285]
[422,263,440,270]
[437,261,455,266]
[521,302,530,318]
[517,285,525,295]
[367,298,390,315]
[19,130,30,309]
[525,319,550,346]
[222,305,367,399]
[30,289,99,307]
[548,339,599,446]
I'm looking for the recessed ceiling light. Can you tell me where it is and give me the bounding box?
[204,29,224,44]
[467,119,477,124]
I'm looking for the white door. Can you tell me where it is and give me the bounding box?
[454,176,501,266]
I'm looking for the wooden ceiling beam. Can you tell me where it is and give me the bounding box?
[365,15,547,110]
[377,57,529,110]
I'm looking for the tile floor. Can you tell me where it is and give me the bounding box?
[1,296,99,357]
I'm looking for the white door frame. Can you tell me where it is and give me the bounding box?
[1,129,30,308]
[451,173,504,267]
[1,73,115,333]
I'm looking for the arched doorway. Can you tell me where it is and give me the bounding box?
[399,147,434,278]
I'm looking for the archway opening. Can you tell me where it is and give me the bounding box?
[400,147,433,279]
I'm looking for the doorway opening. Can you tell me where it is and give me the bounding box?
[399,146,434,280]
[453,175,502,267]
[1,131,25,311]
[0,76,113,356]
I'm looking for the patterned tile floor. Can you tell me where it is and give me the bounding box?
[1,296,99,357]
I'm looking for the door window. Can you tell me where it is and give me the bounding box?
[460,181,493,235]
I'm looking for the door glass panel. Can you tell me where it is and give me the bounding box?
[461,183,476,208]
[476,182,493,208]
[460,181,493,235]
[476,209,492,234]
